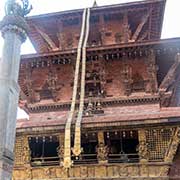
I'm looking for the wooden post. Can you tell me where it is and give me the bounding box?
[138,130,149,163]
[97,131,108,164]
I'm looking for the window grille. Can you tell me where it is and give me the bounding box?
[146,128,174,161]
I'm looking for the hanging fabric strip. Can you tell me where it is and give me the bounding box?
[72,8,90,157]
[63,8,87,168]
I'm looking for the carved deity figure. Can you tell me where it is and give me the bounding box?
[121,64,133,96]
[137,140,149,162]
[46,70,63,101]
[5,0,32,17]
[96,142,109,162]
[57,145,64,161]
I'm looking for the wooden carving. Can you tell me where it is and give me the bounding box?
[138,130,149,162]
[96,143,109,163]
[122,11,131,43]
[146,49,158,94]
[46,70,63,102]
[121,63,132,96]
[138,140,149,162]
[13,163,170,179]
[34,25,58,51]
[164,127,180,163]
[160,53,180,92]
[131,9,151,42]
[22,136,31,166]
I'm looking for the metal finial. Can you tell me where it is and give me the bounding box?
[93,0,98,7]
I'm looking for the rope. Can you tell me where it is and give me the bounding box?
[72,8,90,157]
[63,8,87,168]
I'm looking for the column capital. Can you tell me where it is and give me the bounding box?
[0,15,28,42]
[0,0,32,42]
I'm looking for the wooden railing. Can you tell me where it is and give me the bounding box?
[31,156,59,166]
[73,154,98,164]
[108,153,139,163]
[30,153,139,166]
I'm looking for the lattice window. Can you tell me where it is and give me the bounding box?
[146,128,174,161]
[14,136,24,166]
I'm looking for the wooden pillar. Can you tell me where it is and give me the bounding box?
[97,131,108,164]
[138,130,149,163]
[98,131,105,144]
[58,133,65,165]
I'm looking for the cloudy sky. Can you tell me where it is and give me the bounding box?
[0,0,180,55]
[0,0,180,119]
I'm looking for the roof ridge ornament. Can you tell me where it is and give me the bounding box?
[5,0,32,17]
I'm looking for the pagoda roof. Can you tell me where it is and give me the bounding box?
[21,37,180,60]
[16,105,180,133]
[27,0,165,20]
[26,0,166,53]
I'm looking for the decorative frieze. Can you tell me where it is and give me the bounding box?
[13,163,170,179]
[14,137,24,166]
[14,136,31,166]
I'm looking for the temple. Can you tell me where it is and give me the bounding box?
[13,0,180,179]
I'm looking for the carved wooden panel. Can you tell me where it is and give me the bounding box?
[14,136,24,166]
[13,163,170,179]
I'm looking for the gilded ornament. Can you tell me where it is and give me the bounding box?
[138,140,149,162]
[96,142,109,162]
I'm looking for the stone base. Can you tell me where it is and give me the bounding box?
[0,155,14,180]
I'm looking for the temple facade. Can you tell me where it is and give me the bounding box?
[13,0,180,179]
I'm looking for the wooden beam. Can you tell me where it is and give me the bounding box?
[159,53,180,92]
[34,25,59,51]
[131,10,151,42]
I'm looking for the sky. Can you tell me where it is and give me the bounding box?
[0,0,180,119]
[0,0,180,55]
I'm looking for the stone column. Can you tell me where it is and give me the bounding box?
[0,1,31,179]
